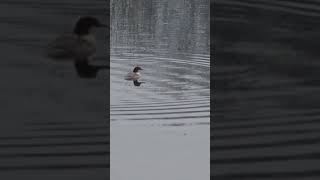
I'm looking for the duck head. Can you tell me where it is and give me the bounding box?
[133,66,143,72]
[73,16,107,36]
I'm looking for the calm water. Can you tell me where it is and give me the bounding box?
[214,0,320,179]
[0,0,108,179]
[110,0,210,179]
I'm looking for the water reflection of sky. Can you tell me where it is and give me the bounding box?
[110,0,210,179]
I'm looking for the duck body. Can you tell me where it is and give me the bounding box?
[46,16,104,61]
[46,34,97,61]
[124,66,143,81]
[125,72,141,80]
[45,16,109,78]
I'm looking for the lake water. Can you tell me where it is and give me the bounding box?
[0,0,209,179]
[213,0,320,179]
[0,0,109,179]
[110,0,210,180]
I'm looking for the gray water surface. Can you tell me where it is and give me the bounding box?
[110,0,210,179]
[0,0,109,179]
[214,0,320,179]
[111,0,210,126]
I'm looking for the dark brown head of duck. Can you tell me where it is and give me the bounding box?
[73,16,107,36]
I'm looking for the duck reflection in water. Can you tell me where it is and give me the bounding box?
[74,58,109,78]
[133,80,145,86]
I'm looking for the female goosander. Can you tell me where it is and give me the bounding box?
[125,66,143,81]
[46,16,109,78]
[46,16,106,60]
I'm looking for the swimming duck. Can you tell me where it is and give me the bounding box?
[46,16,107,61]
[125,66,143,81]
[46,16,109,78]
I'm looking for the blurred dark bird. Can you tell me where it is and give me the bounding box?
[46,16,109,78]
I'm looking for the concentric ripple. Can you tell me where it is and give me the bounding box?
[213,0,320,179]
[111,50,210,126]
